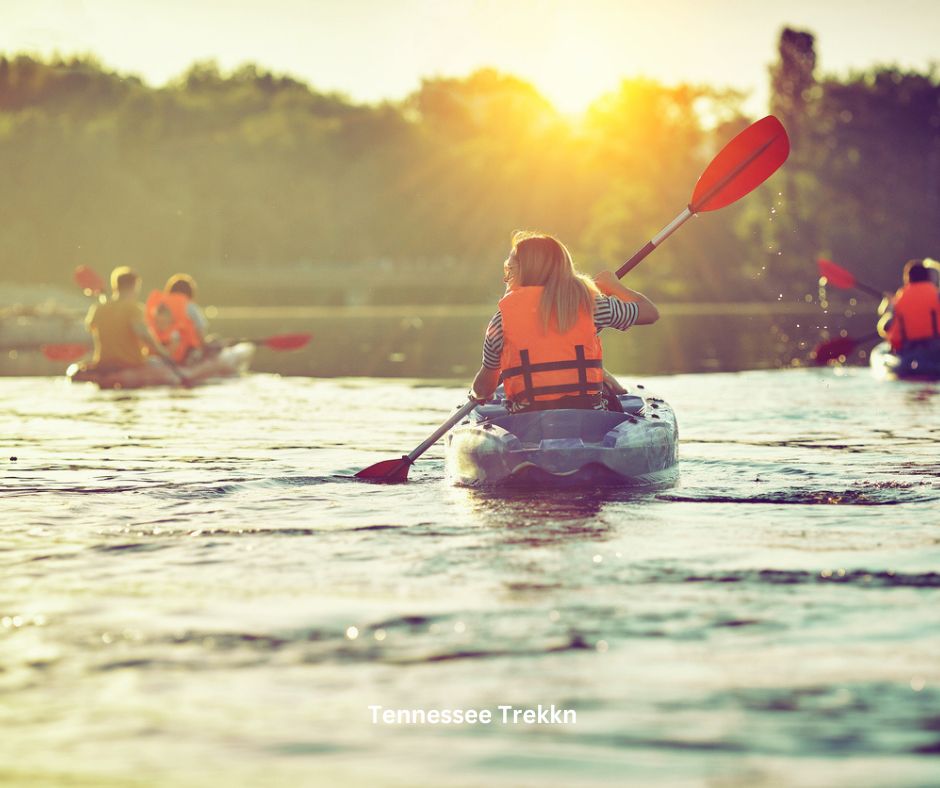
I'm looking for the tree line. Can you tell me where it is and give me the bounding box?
[1,29,937,305]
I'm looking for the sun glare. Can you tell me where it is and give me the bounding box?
[512,26,622,117]
[536,76,606,116]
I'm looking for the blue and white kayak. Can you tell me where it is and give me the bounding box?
[870,340,940,381]
[445,389,679,487]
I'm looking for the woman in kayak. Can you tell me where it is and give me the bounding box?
[470,231,659,412]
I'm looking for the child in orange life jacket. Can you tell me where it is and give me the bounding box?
[878,259,940,352]
[164,274,214,358]
[146,274,214,363]
[470,231,659,413]
[152,303,182,360]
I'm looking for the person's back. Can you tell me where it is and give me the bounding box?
[881,260,940,352]
[498,284,604,409]
[86,268,148,371]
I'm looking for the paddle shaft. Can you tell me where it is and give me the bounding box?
[616,207,693,279]
[851,281,885,300]
[406,399,478,463]
[818,259,886,300]
[2,342,76,352]
[157,354,193,386]
[225,333,312,350]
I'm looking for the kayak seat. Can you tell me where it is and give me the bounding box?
[474,393,645,422]
[479,408,640,445]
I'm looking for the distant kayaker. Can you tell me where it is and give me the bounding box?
[84,267,174,372]
[145,273,214,362]
[470,231,659,412]
[877,259,940,352]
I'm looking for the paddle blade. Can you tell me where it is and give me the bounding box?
[691,115,790,213]
[812,336,858,365]
[74,265,105,296]
[41,343,90,362]
[262,332,312,351]
[817,258,857,289]
[354,456,412,483]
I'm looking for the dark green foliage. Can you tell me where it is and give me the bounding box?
[757,28,940,295]
[2,39,937,305]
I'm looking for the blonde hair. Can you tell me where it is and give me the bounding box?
[510,230,598,333]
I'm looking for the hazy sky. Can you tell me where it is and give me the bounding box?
[2,0,938,113]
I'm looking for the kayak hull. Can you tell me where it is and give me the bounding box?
[870,340,940,381]
[66,343,255,389]
[445,390,679,488]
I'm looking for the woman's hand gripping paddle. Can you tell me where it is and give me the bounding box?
[356,116,790,483]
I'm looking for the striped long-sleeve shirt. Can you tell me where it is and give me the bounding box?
[482,295,639,369]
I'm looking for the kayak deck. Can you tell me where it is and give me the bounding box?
[445,389,679,488]
[67,343,255,389]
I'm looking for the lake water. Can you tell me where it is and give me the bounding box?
[2,300,861,379]
[1,368,938,786]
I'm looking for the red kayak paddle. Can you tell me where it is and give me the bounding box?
[817,258,884,299]
[616,115,790,279]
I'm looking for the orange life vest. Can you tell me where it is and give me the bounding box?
[145,290,202,362]
[498,286,604,405]
[886,282,940,351]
